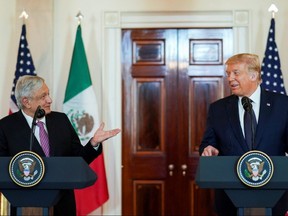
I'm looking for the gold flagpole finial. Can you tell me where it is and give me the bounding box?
[19,9,29,24]
[75,11,84,25]
[268,4,278,19]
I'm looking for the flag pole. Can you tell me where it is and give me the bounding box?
[268,3,278,18]
[0,195,8,216]
[19,9,29,24]
[75,11,84,25]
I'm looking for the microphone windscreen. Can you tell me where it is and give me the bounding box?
[241,96,252,111]
[37,108,46,118]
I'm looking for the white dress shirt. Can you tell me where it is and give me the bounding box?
[238,85,260,137]
[21,110,48,148]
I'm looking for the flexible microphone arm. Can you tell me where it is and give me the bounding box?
[241,96,255,150]
[29,106,46,151]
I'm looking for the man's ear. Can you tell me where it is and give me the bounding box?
[22,97,31,109]
[250,72,257,81]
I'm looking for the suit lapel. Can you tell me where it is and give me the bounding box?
[254,89,271,148]
[45,113,56,156]
[15,111,33,149]
[16,111,46,156]
[227,95,250,152]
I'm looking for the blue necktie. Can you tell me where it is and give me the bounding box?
[244,101,257,150]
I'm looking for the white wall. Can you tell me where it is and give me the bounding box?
[1,0,288,117]
[1,0,288,215]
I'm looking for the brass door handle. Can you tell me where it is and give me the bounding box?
[181,164,187,176]
[168,164,175,176]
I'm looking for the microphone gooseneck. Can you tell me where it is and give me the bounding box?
[29,106,46,151]
[241,96,252,112]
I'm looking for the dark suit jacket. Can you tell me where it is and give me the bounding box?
[199,87,288,156]
[0,111,102,215]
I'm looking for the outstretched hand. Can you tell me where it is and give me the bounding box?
[90,122,121,147]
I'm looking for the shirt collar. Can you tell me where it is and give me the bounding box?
[239,85,261,104]
[21,110,46,128]
[249,85,261,105]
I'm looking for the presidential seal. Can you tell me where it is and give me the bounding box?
[9,151,45,187]
[236,150,274,188]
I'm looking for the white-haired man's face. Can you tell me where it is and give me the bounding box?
[21,82,52,117]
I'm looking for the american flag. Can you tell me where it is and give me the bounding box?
[9,24,36,114]
[261,18,286,95]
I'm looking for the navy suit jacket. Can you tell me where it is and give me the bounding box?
[0,111,102,162]
[199,88,288,156]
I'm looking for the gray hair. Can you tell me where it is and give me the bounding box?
[15,75,45,109]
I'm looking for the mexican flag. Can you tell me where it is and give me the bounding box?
[63,25,109,215]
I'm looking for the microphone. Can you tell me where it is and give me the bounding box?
[29,106,46,151]
[241,96,256,150]
[241,96,252,112]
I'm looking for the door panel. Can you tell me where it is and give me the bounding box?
[122,29,178,215]
[178,29,232,215]
[122,28,232,215]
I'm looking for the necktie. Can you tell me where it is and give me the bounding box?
[37,121,50,157]
[244,101,257,150]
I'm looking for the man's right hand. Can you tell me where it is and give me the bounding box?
[201,145,219,156]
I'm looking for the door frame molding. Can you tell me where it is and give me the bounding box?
[101,10,250,214]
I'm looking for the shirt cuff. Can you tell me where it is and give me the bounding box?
[93,143,100,151]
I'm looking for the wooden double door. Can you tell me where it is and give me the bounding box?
[122,28,232,215]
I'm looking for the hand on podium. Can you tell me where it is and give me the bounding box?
[201,145,219,156]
